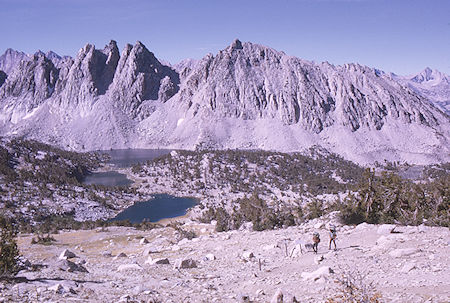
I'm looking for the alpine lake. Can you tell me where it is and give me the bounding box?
[82,149,197,223]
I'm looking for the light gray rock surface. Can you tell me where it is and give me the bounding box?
[3,222,447,302]
[0,40,448,164]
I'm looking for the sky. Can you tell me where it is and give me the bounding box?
[0,0,449,75]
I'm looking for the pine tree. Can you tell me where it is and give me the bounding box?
[0,215,19,278]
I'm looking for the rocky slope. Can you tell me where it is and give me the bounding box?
[2,218,449,302]
[0,40,449,164]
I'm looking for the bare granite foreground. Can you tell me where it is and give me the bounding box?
[1,218,449,303]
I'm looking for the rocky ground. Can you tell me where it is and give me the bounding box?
[1,215,449,303]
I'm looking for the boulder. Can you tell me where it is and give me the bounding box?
[242,251,255,260]
[314,255,324,264]
[48,283,75,294]
[355,222,371,231]
[113,252,127,260]
[389,248,419,258]
[314,222,324,229]
[239,294,251,303]
[119,294,132,302]
[417,224,429,233]
[102,250,112,257]
[204,253,216,261]
[263,244,278,251]
[139,238,149,245]
[48,283,64,294]
[301,266,334,281]
[270,289,283,303]
[239,222,254,231]
[173,258,197,269]
[400,262,416,273]
[178,238,190,245]
[59,249,76,260]
[142,246,158,256]
[284,293,300,303]
[117,264,143,272]
[145,257,170,265]
[374,234,409,250]
[290,244,303,258]
[57,259,88,273]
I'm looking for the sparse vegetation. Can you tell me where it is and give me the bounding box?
[335,168,449,226]
[0,138,148,226]
[168,222,197,240]
[200,194,301,232]
[31,233,56,245]
[326,268,383,303]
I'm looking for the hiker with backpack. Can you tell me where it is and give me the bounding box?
[329,225,337,250]
[312,232,320,254]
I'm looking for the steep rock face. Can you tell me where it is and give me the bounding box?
[0,48,28,75]
[0,40,448,164]
[177,40,440,133]
[56,41,120,109]
[0,71,6,88]
[0,52,58,103]
[0,52,59,124]
[109,41,179,119]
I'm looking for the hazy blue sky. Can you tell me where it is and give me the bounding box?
[1,0,449,75]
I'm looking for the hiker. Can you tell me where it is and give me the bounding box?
[312,232,320,254]
[329,225,337,250]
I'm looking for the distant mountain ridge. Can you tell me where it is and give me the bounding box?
[390,67,450,115]
[0,40,448,164]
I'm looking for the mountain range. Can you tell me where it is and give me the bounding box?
[0,39,449,164]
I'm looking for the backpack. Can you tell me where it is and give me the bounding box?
[313,232,320,243]
[330,229,337,240]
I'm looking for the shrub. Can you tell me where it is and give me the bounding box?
[31,233,56,245]
[305,198,324,220]
[168,222,197,241]
[326,268,383,303]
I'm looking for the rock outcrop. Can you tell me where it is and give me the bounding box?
[0,48,28,75]
[55,40,120,109]
[109,41,179,119]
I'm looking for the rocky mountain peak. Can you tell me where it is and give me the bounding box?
[33,50,46,58]
[174,40,447,142]
[412,67,448,84]
[230,38,243,50]
[56,41,121,108]
[0,40,448,164]
[109,41,179,119]
[0,48,29,75]
[0,52,58,118]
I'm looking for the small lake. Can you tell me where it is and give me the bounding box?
[110,194,197,223]
[83,171,133,187]
[83,149,172,187]
[100,149,172,168]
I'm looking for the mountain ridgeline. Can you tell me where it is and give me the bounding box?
[0,39,449,164]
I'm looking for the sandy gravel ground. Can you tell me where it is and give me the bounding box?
[1,218,449,303]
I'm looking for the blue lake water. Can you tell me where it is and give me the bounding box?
[100,149,172,168]
[110,194,197,223]
[83,149,172,187]
[83,150,195,223]
[83,171,133,187]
